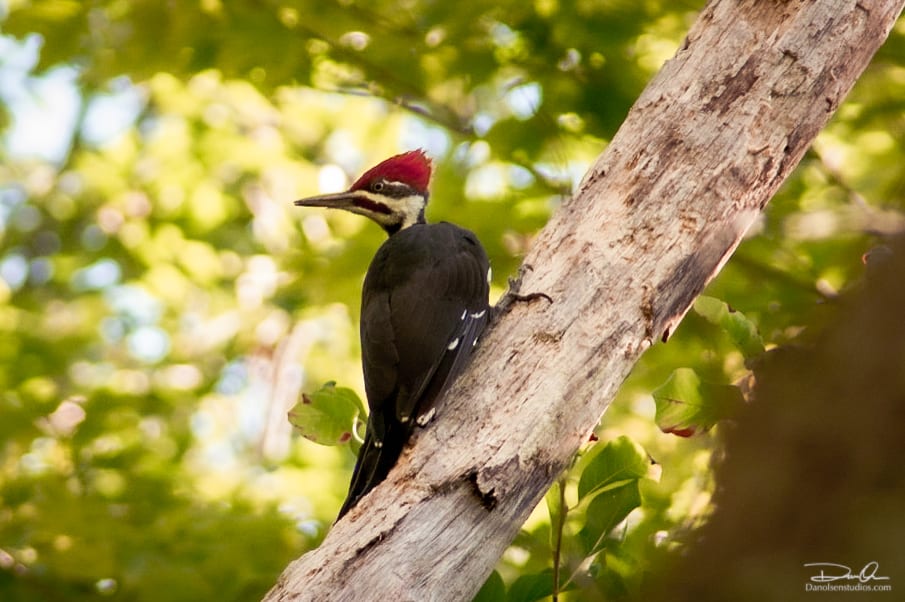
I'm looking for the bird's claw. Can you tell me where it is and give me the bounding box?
[493,264,553,320]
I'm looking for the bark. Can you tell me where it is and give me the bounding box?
[265,1,905,600]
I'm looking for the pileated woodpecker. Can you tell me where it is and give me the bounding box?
[294,150,491,519]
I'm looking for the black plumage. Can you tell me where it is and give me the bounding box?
[338,222,489,517]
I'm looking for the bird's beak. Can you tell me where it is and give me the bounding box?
[293,191,358,210]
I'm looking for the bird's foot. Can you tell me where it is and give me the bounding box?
[493,264,553,320]
[415,407,436,427]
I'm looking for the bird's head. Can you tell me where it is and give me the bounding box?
[294,150,432,235]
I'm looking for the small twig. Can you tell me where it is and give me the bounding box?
[551,473,568,602]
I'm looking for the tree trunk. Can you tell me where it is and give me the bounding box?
[265,1,905,600]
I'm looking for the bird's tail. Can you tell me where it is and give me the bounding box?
[335,419,410,520]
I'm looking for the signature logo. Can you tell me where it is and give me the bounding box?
[804,562,890,584]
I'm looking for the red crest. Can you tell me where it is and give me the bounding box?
[350,149,432,193]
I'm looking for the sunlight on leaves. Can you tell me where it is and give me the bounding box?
[652,368,745,437]
[288,381,365,451]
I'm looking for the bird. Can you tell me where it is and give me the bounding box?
[294,149,491,519]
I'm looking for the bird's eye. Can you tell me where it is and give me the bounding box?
[372,181,385,192]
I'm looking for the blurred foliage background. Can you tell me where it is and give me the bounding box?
[0,1,903,600]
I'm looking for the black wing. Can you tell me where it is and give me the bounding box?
[337,223,490,518]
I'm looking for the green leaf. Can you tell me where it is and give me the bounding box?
[652,368,745,437]
[578,481,642,556]
[287,382,365,448]
[508,569,557,602]
[577,436,650,501]
[694,295,765,360]
[473,570,506,602]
